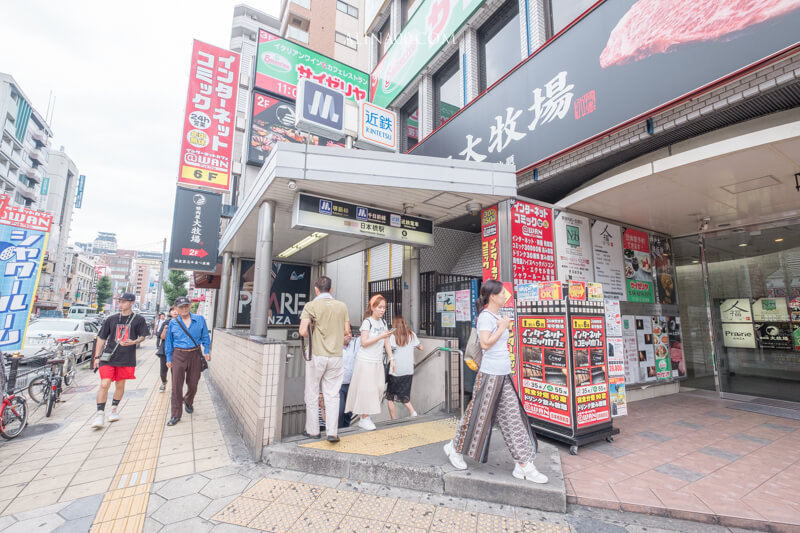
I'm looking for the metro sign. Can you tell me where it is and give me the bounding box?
[295,78,345,140]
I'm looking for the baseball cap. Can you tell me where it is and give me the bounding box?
[119,293,136,302]
[174,296,191,306]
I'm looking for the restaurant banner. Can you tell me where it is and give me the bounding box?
[177,40,240,192]
[754,322,793,350]
[572,315,609,428]
[591,221,625,301]
[256,29,368,104]
[410,0,800,172]
[518,315,571,428]
[510,201,555,285]
[0,195,52,352]
[652,235,677,305]
[369,0,484,108]
[720,298,753,323]
[236,260,311,326]
[652,316,672,380]
[555,212,593,283]
[481,206,500,281]
[168,187,222,272]
[623,228,654,303]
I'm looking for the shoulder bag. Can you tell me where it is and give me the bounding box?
[464,311,487,371]
[174,317,208,372]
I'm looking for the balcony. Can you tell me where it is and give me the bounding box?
[16,181,36,201]
[0,139,11,160]
[24,165,42,183]
[31,129,48,146]
[3,120,16,139]
[286,25,309,44]
[29,148,46,165]
[9,150,22,169]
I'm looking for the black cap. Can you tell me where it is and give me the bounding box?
[174,296,191,306]
[119,293,136,302]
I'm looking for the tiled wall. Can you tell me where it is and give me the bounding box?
[210,329,286,460]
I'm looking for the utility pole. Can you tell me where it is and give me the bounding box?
[155,238,166,314]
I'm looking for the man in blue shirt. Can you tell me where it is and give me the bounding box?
[164,296,211,426]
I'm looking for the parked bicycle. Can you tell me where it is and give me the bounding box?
[27,354,67,418]
[1,353,29,439]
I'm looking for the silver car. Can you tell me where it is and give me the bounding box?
[22,318,99,362]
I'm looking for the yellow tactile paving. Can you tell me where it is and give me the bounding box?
[299,418,458,456]
[89,377,170,533]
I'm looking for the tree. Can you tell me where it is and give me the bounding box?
[95,276,112,313]
[163,270,189,305]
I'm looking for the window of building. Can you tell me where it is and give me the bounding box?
[478,1,520,91]
[377,17,392,60]
[336,0,358,18]
[547,0,595,37]
[401,0,421,28]
[434,55,461,127]
[401,94,419,152]
[335,31,358,50]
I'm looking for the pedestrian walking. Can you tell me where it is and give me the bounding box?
[164,297,211,426]
[155,313,167,347]
[155,307,177,392]
[443,279,548,484]
[299,276,350,443]
[345,294,393,431]
[338,332,360,429]
[386,316,423,420]
[91,293,149,429]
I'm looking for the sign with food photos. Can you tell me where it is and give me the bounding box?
[623,228,654,303]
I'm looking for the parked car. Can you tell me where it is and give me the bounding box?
[22,318,99,362]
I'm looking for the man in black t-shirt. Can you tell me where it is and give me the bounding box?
[91,293,149,429]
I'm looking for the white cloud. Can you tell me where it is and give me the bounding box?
[0,0,280,251]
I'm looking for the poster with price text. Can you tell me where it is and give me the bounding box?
[572,316,610,428]
[510,201,555,285]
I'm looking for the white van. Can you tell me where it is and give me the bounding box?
[68,305,95,319]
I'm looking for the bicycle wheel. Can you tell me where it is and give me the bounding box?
[1,396,28,439]
[27,376,49,405]
[63,354,77,386]
[45,384,56,417]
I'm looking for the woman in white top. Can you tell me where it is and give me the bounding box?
[345,294,393,431]
[443,279,548,484]
[386,315,424,420]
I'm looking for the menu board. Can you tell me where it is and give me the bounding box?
[572,316,609,428]
[752,298,790,322]
[754,322,793,350]
[518,315,571,427]
[651,316,672,380]
[555,212,594,283]
[651,236,677,305]
[510,201,556,284]
[623,228,655,303]
[481,206,500,281]
[592,221,626,301]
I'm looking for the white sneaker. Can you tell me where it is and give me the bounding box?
[357,416,376,431]
[513,462,548,484]
[91,411,105,429]
[108,408,120,423]
[410,411,418,417]
[443,441,467,470]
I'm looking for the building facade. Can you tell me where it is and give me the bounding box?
[92,231,118,254]
[65,247,97,307]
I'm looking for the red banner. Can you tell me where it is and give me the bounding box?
[510,201,555,285]
[177,40,240,192]
[623,228,649,253]
[0,202,52,232]
[518,315,572,428]
[571,316,610,428]
[481,206,500,281]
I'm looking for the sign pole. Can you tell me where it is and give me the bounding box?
[155,237,166,314]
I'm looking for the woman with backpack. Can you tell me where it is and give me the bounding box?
[386,315,423,420]
[443,279,548,484]
[345,294,393,431]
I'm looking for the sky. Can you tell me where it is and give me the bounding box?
[0,0,280,252]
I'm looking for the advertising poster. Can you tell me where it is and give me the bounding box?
[588,283,603,300]
[607,337,625,377]
[555,212,594,283]
[722,322,757,349]
[793,323,800,351]
[652,235,677,305]
[635,316,656,381]
[790,297,800,322]
[752,298,789,322]
[720,299,753,323]
[604,300,622,337]
[516,283,539,301]
[510,201,556,285]
[256,29,368,104]
[0,196,52,352]
[455,289,471,321]
[500,282,518,377]
[481,206,500,281]
[572,316,609,428]
[168,187,222,272]
[177,40,240,192]
[568,281,586,300]
[667,316,686,378]
[539,281,563,300]
[592,221,626,301]
[518,315,571,428]
[624,228,655,303]
[609,377,628,417]
[442,291,456,312]
[435,292,446,312]
[236,260,311,326]
[621,315,639,383]
[651,316,672,380]
[754,322,793,350]
[441,312,456,328]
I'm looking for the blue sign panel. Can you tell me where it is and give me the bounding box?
[75,174,86,209]
[319,199,332,215]
[295,78,345,139]
[40,177,50,195]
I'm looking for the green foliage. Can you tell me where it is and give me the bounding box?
[190,302,200,313]
[95,276,112,313]
[163,270,189,305]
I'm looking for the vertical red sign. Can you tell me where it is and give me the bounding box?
[572,316,610,428]
[177,40,241,192]
[510,201,556,285]
[481,206,500,281]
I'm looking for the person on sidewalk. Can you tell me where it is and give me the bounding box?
[338,332,360,429]
[386,316,423,420]
[91,293,149,429]
[154,307,177,392]
[154,312,167,347]
[345,294,393,432]
[164,297,211,426]
[443,279,548,485]
[299,276,351,443]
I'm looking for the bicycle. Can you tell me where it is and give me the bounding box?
[1,353,29,439]
[27,355,66,418]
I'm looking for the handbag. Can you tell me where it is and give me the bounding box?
[174,318,208,371]
[464,311,486,371]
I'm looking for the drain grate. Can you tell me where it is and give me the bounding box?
[752,398,800,411]
[727,403,800,421]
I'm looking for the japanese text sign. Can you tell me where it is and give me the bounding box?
[168,187,222,272]
[256,29,369,104]
[510,201,555,285]
[481,206,499,281]
[572,316,610,428]
[177,40,240,192]
[0,194,52,352]
[358,102,398,151]
[623,228,655,303]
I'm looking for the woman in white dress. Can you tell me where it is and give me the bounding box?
[345,294,393,431]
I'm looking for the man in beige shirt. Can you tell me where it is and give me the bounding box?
[299,276,351,442]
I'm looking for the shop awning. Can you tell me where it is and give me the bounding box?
[220,143,517,263]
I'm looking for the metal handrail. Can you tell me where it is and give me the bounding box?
[438,347,465,419]
[413,346,444,370]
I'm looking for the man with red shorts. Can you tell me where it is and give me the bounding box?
[91,293,149,429]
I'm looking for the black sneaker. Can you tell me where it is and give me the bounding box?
[159,384,166,392]
[302,430,321,439]
[167,418,180,426]
[184,402,193,414]
[327,435,340,443]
